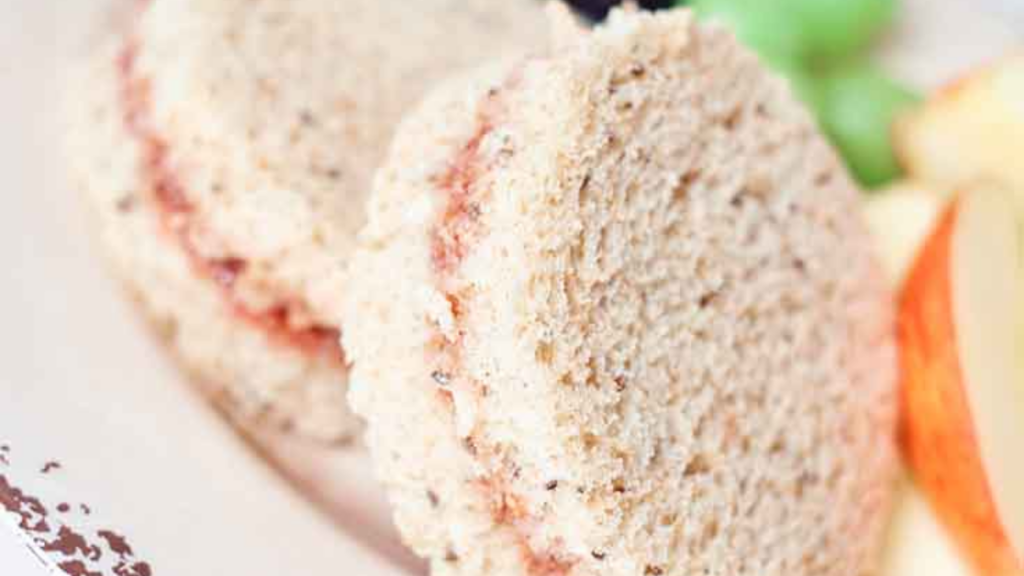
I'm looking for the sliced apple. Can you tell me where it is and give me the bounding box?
[894,55,1024,196]
[864,181,945,284]
[899,186,1024,575]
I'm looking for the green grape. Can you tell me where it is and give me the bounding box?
[687,0,827,112]
[819,63,919,188]
[758,48,822,116]
[688,0,822,111]
[689,0,808,61]
[784,0,897,60]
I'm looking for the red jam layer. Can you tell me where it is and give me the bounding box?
[429,87,577,576]
[117,40,341,359]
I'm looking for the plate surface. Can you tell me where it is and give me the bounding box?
[0,0,1014,574]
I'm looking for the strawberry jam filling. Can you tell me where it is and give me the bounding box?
[430,118,492,276]
[429,85,577,576]
[117,39,341,358]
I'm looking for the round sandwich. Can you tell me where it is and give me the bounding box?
[66,0,546,441]
[343,7,897,575]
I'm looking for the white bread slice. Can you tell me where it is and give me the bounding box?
[344,8,897,575]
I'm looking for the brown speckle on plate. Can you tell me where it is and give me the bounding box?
[1,455,152,575]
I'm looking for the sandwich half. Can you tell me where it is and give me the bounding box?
[344,7,897,575]
[67,0,546,441]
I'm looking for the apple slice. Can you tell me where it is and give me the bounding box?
[899,186,1024,575]
[863,181,944,284]
[894,55,1024,195]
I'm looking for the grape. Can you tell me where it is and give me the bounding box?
[689,0,807,61]
[819,63,919,188]
[688,0,822,112]
[686,0,896,61]
[758,48,822,115]
[784,0,897,60]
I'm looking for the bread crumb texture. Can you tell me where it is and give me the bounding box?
[345,7,897,576]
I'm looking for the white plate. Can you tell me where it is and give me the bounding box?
[0,0,1015,574]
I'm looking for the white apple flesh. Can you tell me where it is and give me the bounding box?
[894,55,1024,198]
[953,188,1024,565]
[881,481,973,576]
[864,182,944,282]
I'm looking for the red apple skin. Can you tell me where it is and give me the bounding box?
[898,198,1022,575]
